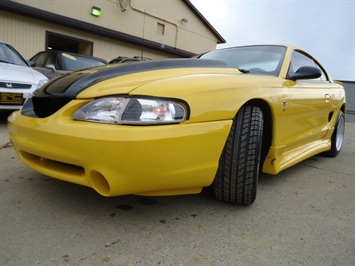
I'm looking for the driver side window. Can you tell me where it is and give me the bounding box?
[288,51,327,81]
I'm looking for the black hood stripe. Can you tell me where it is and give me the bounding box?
[40,59,228,98]
[25,59,228,118]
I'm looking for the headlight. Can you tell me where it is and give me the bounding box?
[30,79,48,98]
[72,97,188,125]
[37,79,48,90]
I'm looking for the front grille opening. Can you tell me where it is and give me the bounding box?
[0,82,32,89]
[20,150,85,176]
[32,96,73,118]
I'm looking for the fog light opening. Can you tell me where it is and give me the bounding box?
[90,171,110,196]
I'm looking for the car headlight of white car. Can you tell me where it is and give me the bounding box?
[72,97,188,125]
[37,79,48,90]
[29,80,48,98]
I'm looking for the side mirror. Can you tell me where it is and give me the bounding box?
[44,64,57,72]
[288,66,321,81]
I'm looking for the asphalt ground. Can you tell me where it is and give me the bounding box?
[1,110,354,266]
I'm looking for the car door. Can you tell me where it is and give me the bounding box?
[283,50,336,149]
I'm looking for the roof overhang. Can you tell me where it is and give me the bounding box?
[183,0,226,44]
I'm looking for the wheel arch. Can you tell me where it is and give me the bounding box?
[243,99,273,167]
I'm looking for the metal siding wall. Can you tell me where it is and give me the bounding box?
[342,81,355,122]
[0,10,173,62]
[0,11,45,57]
[8,0,220,54]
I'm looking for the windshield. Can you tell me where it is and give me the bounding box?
[199,45,286,76]
[0,43,29,67]
[60,53,106,71]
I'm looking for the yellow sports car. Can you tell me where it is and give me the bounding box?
[8,45,346,205]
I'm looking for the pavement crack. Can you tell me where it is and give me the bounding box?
[301,162,354,176]
[0,142,12,149]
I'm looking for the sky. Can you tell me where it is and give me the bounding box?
[190,0,355,81]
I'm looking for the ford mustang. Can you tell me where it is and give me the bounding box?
[8,45,346,205]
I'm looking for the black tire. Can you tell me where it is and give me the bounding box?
[325,111,345,157]
[213,105,263,205]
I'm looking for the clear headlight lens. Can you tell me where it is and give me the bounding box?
[30,79,48,98]
[37,79,48,90]
[72,97,187,125]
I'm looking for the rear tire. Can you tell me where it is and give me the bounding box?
[325,111,345,157]
[213,105,263,205]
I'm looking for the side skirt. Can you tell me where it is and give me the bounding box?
[262,139,331,175]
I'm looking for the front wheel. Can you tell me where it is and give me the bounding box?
[325,111,345,157]
[213,105,263,205]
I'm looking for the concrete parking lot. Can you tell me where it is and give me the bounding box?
[1,110,354,266]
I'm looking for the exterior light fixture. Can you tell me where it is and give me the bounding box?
[181,18,189,23]
[91,6,101,17]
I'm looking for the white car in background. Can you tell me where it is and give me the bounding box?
[0,41,48,110]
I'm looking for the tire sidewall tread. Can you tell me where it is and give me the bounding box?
[214,105,263,205]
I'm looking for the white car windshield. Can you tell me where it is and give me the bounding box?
[0,43,29,67]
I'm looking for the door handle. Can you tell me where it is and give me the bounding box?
[325,94,332,102]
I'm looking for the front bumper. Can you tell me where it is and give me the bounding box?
[8,107,231,197]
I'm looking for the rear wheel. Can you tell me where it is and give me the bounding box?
[213,105,263,205]
[325,111,345,157]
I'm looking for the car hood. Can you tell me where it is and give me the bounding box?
[37,59,230,98]
[24,59,238,118]
[0,63,47,84]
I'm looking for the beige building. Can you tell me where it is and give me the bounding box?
[0,0,225,62]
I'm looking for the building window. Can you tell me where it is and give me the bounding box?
[157,22,165,35]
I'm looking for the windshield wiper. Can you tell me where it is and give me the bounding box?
[237,68,249,73]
